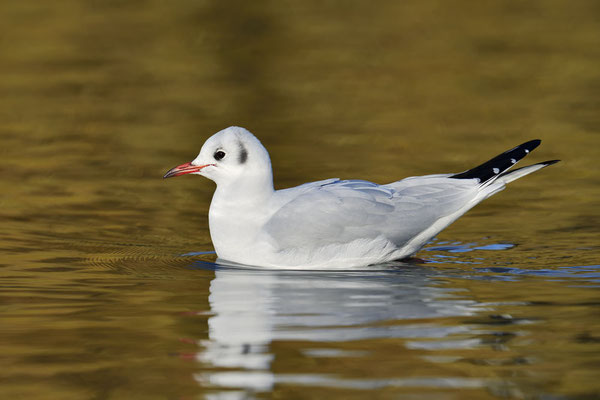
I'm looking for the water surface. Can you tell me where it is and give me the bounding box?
[1,1,599,399]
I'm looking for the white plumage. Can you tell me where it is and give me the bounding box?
[164,126,558,268]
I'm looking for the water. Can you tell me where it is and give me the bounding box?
[1,1,599,399]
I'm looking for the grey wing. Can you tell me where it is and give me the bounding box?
[264,177,480,249]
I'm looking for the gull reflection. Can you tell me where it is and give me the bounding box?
[193,262,487,394]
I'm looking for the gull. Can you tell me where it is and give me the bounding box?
[164,126,558,268]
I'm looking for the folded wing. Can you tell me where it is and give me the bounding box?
[264,177,480,250]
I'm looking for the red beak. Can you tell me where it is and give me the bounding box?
[163,162,212,179]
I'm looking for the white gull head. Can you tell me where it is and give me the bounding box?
[165,126,273,195]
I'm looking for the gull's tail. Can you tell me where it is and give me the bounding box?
[450,139,559,186]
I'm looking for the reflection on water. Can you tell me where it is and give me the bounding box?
[192,260,507,395]
[172,247,600,399]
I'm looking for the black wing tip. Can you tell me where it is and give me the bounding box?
[512,139,541,153]
[450,139,551,182]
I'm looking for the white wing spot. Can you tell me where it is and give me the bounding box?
[493,168,500,174]
[525,149,530,153]
[511,158,516,164]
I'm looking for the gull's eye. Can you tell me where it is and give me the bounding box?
[214,150,226,161]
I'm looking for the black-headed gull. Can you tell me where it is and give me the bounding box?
[164,126,558,268]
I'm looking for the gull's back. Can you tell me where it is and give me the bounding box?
[263,175,481,264]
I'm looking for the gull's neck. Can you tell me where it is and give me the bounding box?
[212,170,275,209]
[208,169,275,260]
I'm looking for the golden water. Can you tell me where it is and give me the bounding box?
[1,1,599,399]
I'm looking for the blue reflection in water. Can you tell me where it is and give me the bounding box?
[425,241,515,253]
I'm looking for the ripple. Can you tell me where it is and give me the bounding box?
[474,264,600,284]
[196,371,491,391]
[425,240,515,253]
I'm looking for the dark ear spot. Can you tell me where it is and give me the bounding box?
[238,143,248,164]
